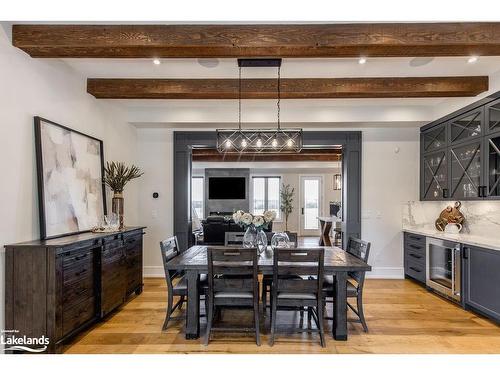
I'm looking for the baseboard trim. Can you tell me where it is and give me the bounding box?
[366,267,404,279]
[144,266,405,279]
[144,266,165,278]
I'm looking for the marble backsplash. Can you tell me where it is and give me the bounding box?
[402,200,500,237]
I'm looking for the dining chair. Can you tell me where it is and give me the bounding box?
[323,237,371,332]
[160,236,207,330]
[224,232,245,246]
[270,248,326,347]
[205,247,260,346]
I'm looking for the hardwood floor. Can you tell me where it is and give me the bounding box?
[63,278,500,354]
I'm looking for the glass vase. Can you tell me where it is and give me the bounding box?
[243,226,268,253]
[112,191,124,229]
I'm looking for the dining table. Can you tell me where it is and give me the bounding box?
[165,245,371,341]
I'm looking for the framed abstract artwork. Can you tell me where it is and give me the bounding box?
[34,117,107,239]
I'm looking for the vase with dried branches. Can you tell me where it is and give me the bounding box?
[104,161,143,229]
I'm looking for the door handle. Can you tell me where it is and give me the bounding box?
[301,207,304,215]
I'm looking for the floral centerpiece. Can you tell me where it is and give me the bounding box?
[232,210,276,252]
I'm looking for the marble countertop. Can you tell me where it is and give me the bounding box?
[403,227,500,251]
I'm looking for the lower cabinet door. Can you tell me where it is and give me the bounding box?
[101,248,126,317]
[464,245,500,322]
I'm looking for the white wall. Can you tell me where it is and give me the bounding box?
[0,27,139,340]
[137,126,420,279]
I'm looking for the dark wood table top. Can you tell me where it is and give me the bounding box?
[166,245,371,272]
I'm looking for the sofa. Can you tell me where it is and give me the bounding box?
[201,215,272,245]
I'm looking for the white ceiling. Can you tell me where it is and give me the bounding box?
[65,57,500,79]
[58,56,500,127]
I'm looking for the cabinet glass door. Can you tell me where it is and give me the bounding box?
[449,141,482,199]
[450,109,483,144]
[422,124,446,152]
[422,151,448,200]
[485,134,500,198]
[486,99,500,134]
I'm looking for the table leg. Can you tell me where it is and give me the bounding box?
[333,271,348,340]
[185,270,200,339]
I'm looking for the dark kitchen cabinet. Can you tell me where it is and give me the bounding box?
[449,140,483,200]
[484,132,500,199]
[5,227,145,353]
[485,98,500,135]
[463,245,500,323]
[420,92,500,201]
[403,232,426,284]
[421,150,449,200]
[422,123,447,153]
[449,108,484,145]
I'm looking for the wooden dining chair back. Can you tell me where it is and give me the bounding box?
[270,248,326,347]
[345,237,371,332]
[159,236,188,330]
[205,247,260,346]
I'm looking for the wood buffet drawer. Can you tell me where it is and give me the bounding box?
[63,260,94,285]
[62,296,96,336]
[62,275,95,308]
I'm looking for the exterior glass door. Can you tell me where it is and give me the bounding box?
[300,176,322,236]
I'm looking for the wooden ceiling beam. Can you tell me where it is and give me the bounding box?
[87,76,488,99]
[12,23,500,58]
[192,148,342,162]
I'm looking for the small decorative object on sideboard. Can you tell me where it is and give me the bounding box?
[435,201,465,232]
[104,161,143,229]
[92,213,120,233]
[233,210,276,253]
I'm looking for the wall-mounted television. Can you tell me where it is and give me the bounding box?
[208,177,246,200]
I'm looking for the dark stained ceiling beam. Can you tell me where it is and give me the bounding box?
[192,148,342,162]
[87,76,489,99]
[12,23,500,58]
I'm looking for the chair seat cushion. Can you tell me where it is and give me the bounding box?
[215,292,253,299]
[278,292,316,300]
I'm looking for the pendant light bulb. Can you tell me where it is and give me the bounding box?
[241,139,247,148]
[225,139,231,149]
[286,139,294,148]
[256,138,262,148]
[272,138,278,148]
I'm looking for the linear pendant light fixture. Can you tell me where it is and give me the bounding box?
[216,58,303,153]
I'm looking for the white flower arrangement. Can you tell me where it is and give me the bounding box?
[233,210,276,230]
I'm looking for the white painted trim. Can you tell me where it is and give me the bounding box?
[144,266,165,278]
[366,267,405,279]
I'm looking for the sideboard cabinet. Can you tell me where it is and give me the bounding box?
[420,94,500,201]
[4,227,145,353]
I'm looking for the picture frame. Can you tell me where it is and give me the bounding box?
[34,116,107,239]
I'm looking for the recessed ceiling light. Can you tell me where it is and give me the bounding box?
[358,57,367,65]
[468,56,479,64]
[409,57,434,67]
[153,58,161,65]
[198,58,220,68]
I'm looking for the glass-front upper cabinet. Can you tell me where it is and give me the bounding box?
[449,140,482,199]
[422,150,448,200]
[422,123,446,153]
[485,98,500,135]
[484,134,500,199]
[449,108,484,145]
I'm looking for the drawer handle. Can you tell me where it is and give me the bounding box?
[74,253,89,261]
[75,269,87,277]
[409,253,422,259]
[409,266,422,273]
[409,235,421,241]
[409,244,422,250]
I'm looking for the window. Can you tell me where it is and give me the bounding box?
[252,176,281,219]
[191,176,204,219]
